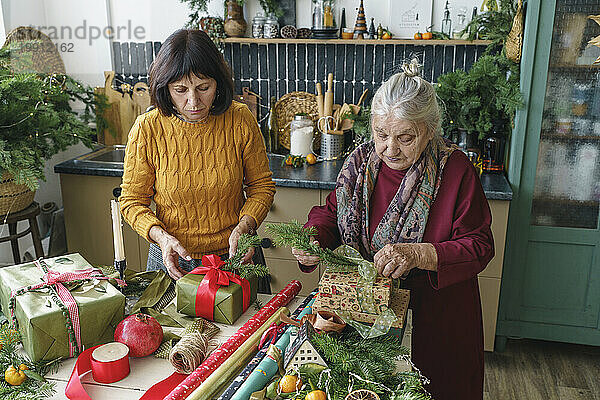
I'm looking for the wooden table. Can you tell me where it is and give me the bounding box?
[47,295,412,399]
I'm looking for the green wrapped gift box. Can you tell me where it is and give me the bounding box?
[176,271,257,325]
[0,253,125,361]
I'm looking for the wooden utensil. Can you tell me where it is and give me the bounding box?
[316,83,324,119]
[324,73,334,121]
[357,88,369,107]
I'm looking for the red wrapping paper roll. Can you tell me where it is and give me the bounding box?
[165,280,302,400]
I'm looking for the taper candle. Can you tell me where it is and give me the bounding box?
[110,199,125,262]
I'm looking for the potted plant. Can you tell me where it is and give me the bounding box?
[0,43,103,213]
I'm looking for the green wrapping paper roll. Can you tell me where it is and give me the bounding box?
[187,307,290,400]
[230,297,316,400]
[176,272,258,324]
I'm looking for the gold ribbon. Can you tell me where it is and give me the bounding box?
[332,245,398,338]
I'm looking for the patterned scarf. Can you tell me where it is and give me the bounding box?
[336,137,457,260]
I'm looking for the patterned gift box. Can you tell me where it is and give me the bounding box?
[317,266,392,313]
[314,287,410,329]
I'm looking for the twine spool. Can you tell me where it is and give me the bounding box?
[169,331,219,374]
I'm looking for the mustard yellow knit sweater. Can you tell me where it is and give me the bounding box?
[120,102,275,257]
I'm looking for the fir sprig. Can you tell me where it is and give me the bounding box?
[0,329,60,400]
[221,234,269,280]
[306,329,429,400]
[265,221,357,269]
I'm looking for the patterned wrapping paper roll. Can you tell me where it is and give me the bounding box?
[217,291,317,400]
[165,280,302,400]
[187,307,290,400]
[229,295,317,400]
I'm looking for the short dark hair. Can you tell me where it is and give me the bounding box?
[149,29,233,116]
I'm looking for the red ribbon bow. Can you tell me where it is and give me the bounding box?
[188,254,251,320]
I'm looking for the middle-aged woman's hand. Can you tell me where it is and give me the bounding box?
[374,243,438,279]
[291,238,321,266]
[149,225,191,280]
[229,215,257,264]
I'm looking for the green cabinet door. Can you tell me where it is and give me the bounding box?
[497,0,600,347]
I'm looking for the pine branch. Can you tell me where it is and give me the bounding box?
[265,221,358,269]
[221,234,269,279]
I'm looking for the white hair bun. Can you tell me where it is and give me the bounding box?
[401,59,422,78]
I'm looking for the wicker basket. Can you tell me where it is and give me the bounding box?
[4,26,66,74]
[274,91,321,150]
[0,174,35,215]
[505,0,524,63]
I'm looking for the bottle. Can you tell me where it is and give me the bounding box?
[470,7,478,39]
[313,1,323,29]
[441,1,452,37]
[452,7,467,39]
[339,8,346,38]
[377,24,383,39]
[268,96,278,152]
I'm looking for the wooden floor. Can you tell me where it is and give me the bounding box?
[484,338,600,400]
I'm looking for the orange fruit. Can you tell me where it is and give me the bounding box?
[422,31,433,40]
[306,153,317,165]
[382,31,392,40]
[306,390,327,400]
[285,156,293,166]
[413,32,422,40]
[279,375,302,393]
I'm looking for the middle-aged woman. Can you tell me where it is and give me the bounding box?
[291,60,494,400]
[120,29,275,280]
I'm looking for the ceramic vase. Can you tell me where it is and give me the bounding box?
[224,1,247,38]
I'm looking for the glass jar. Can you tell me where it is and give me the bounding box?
[264,14,279,39]
[290,114,314,157]
[312,0,338,39]
[252,13,266,38]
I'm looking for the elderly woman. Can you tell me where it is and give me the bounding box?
[120,29,275,280]
[291,60,493,400]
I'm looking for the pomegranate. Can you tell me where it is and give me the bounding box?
[114,313,163,357]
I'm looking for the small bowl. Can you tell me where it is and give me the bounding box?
[341,31,354,39]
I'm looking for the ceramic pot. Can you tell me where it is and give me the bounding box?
[224,1,247,38]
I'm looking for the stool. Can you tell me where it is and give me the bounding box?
[0,202,44,264]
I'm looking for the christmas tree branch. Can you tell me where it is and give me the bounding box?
[221,234,269,279]
[266,221,358,269]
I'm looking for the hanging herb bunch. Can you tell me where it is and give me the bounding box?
[0,325,61,400]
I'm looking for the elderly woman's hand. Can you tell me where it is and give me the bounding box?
[229,215,257,263]
[149,226,191,280]
[374,243,438,279]
[291,239,321,266]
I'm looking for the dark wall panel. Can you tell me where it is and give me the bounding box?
[113,41,486,132]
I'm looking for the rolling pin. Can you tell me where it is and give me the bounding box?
[316,82,324,119]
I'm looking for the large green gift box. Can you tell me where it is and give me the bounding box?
[176,271,257,325]
[0,253,125,361]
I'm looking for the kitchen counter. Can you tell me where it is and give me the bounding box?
[54,151,512,200]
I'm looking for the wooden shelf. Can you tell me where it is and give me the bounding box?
[223,37,492,45]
